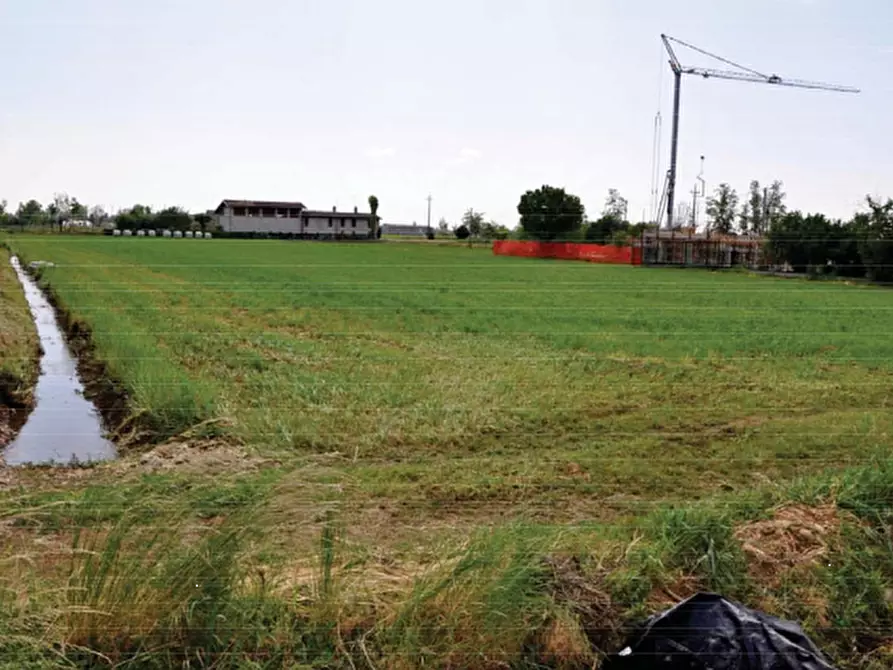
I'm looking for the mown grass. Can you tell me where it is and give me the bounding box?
[3,236,893,667]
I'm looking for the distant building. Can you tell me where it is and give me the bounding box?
[380,223,427,237]
[213,199,372,238]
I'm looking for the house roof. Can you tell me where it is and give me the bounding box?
[215,199,306,214]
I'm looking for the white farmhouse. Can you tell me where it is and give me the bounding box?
[213,199,372,238]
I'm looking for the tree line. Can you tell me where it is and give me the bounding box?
[0,194,214,232]
[704,180,787,235]
[449,188,648,244]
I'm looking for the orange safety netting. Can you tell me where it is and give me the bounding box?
[493,240,640,265]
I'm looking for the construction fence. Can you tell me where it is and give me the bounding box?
[492,240,640,265]
[492,233,765,270]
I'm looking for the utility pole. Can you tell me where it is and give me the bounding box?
[426,194,432,230]
[659,34,858,236]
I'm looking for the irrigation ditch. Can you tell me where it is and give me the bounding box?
[2,255,121,466]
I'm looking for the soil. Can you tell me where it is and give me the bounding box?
[734,503,841,588]
[113,438,276,475]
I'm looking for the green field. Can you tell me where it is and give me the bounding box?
[2,236,893,668]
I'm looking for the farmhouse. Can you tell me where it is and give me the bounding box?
[213,199,373,238]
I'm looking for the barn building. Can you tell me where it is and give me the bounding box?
[213,200,373,238]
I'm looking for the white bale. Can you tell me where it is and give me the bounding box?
[204,232,212,239]
[136,230,145,237]
[148,230,156,237]
[173,231,183,238]
[123,230,132,237]
[113,229,121,237]
[184,231,193,238]
[162,230,172,238]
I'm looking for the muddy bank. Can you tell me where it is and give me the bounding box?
[0,249,41,451]
[3,257,116,466]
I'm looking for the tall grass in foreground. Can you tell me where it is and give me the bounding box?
[3,458,893,668]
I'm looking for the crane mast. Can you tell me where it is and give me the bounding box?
[659,34,859,232]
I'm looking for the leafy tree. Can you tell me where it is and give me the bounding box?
[437,217,450,233]
[585,215,625,244]
[767,211,862,276]
[49,192,73,229]
[745,180,764,234]
[705,183,739,235]
[479,220,510,240]
[454,224,470,240]
[155,206,192,232]
[603,189,628,222]
[425,226,435,240]
[738,202,750,233]
[858,196,893,282]
[0,200,9,228]
[462,208,485,238]
[765,180,787,229]
[88,205,108,227]
[69,198,87,220]
[368,195,380,238]
[115,204,155,231]
[193,212,214,232]
[517,185,585,241]
[16,200,45,229]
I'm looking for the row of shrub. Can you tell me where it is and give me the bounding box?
[765,198,893,280]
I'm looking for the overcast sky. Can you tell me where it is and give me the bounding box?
[0,0,886,226]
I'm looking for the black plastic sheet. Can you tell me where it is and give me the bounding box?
[603,592,836,669]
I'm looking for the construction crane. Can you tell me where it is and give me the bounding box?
[660,34,859,231]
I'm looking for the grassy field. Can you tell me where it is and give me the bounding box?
[0,247,38,447]
[2,236,893,668]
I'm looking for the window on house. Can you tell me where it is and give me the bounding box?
[289,208,300,218]
[247,207,258,217]
[262,207,275,218]
[351,219,356,228]
[233,207,246,216]
[328,219,333,227]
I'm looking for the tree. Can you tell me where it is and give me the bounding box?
[454,224,470,240]
[765,180,787,229]
[586,215,625,243]
[88,205,108,227]
[745,180,764,234]
[603,189,628,222]
[69,198,87,221]
[155,206,192,232]
[738,203,750,233]
[16,200,45,229]
[517,185,585,241]
[462,208,485,238]
[705,183,739,235]
[114,204,154,231]
[50,192,72,230]
[368,195,380,239]
[859,196,893,282]
[437,217,450,233]
[193,212,214,232]
[0,200,9,228]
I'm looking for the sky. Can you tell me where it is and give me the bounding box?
[0,0,889,227]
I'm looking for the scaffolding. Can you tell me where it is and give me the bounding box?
[638,229,765,269]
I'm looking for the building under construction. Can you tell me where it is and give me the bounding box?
[637,228,765,269]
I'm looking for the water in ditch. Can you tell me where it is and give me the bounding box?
[2,256,117,466]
